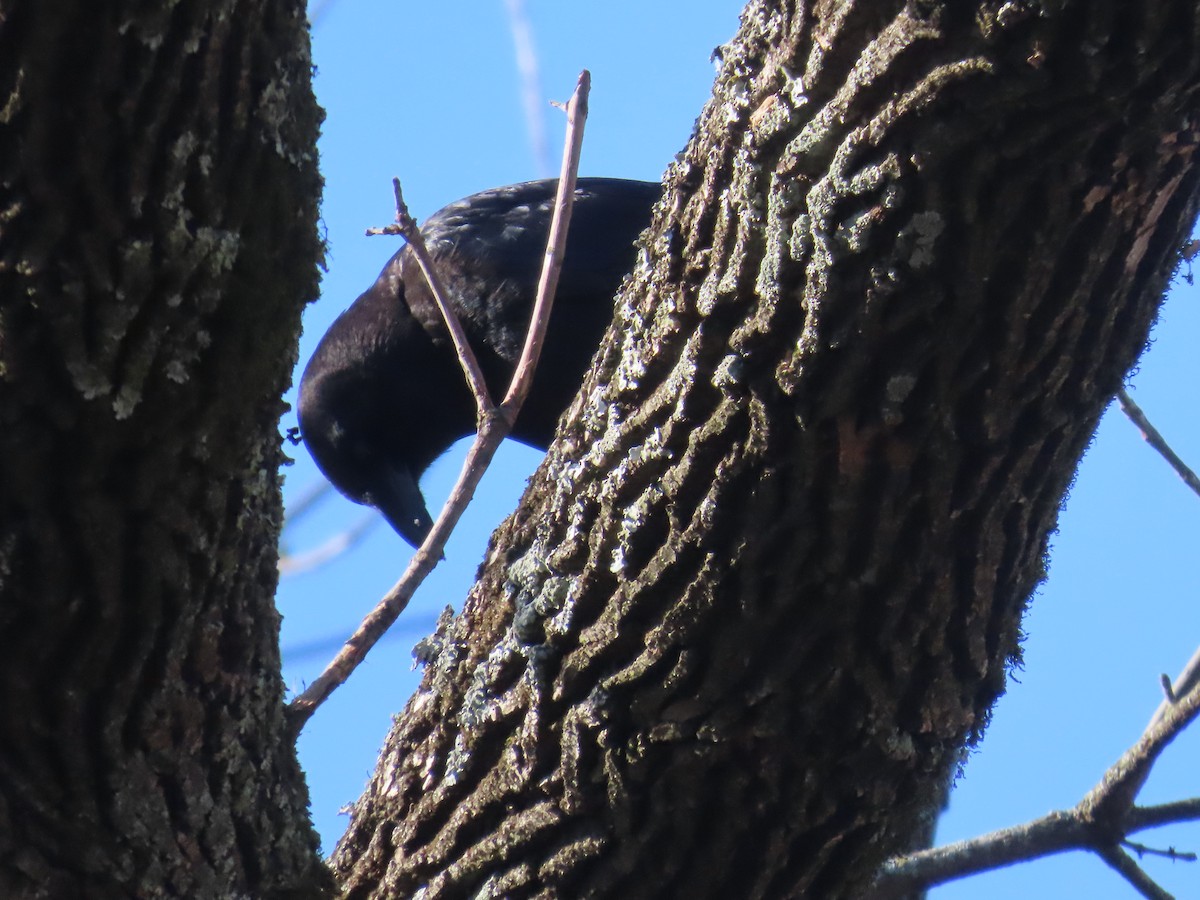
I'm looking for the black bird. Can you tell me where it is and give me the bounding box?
[298,178,659,547]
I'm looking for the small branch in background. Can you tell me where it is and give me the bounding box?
[276,480,378,576]
[279,514,379,577]
[874,650,1200,899]
[281,479,335,530]
[502,0,551,176]
[286,71,593,731]
[1117,388,1200,500]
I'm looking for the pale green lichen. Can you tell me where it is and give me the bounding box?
[0,68,25,124]
[712,353,750,393]
[112,383,141,420]
[903,211,944,268]
[256,53,317,168]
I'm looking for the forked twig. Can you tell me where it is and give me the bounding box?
[368,184,495,414]
[1117,388,1200,500]
[286,71,593,729]
[874,652,1200,899]
[880,386,1200,896]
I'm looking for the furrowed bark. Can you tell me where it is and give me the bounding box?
[331,2,1200,897]
[0,2,328,896]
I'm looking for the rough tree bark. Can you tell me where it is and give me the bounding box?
[330,3,1200,899]
[0,1,328,897]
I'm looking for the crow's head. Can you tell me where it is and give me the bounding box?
[298,178,659,547]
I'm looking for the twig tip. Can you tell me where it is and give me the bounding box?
[1160,673,1176,703]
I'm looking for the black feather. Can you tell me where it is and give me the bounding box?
[298,178,659,547]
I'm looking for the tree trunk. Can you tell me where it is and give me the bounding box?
[331,2,1200,898]
[0,2,327,896]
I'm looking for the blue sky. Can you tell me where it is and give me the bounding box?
[279,3,1199,895]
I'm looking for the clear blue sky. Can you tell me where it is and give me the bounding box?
[279,3,1200,895]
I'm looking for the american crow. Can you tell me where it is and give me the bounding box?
[298,178,659,547]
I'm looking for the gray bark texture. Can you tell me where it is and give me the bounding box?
[0,1,328,897]
[330,2,1200,899]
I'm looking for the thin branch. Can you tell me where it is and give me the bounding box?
[1081,660,1200,817]
[282,610,440,668]
[874,656,1200,898]
[502,69,591,417]
[1128,798,1200,832]
[286,71,592,730]
[1152,644,1200,727]
[369,179,495,414]
[873,811,1087,896]
[1123,839,1199,863]
[1117,388,1200,500]
[1097,845,1173,900]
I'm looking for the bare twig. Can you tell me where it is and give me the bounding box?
[1152,644,1200,727]
[874,657,1200,898]
[1097,845,1173,900]
[369,180,495,414]
[286,71,593,730]
[1123,839,1198,863]
[502,69,590,416]
[1128,798,1200,832]
[1117,388,1200,500]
